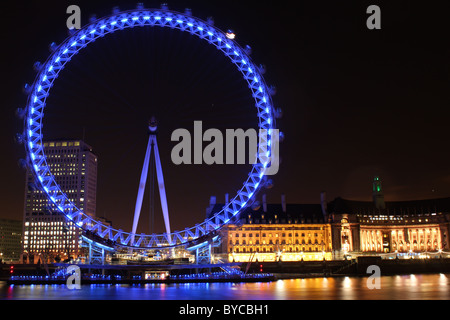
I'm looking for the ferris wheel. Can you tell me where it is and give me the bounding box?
[19,4,279,251]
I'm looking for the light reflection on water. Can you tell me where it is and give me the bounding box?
[1,274,449,300]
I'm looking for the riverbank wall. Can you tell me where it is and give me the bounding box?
[246,257,450,277]
[2,258,450,284]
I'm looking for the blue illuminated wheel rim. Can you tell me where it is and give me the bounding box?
[23,7,276,249]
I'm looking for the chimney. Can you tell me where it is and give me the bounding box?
[262,194,267,212]
[281,194,286,212]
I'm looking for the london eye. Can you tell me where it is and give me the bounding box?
[19,4,279,253]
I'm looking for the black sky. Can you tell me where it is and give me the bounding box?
[1,0,449,234]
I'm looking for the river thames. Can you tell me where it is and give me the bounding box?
[1,273,449,300]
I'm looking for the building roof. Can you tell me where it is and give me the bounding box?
[208,202,326,224]
[327,196,450,215]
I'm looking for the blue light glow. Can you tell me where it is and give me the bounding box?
[23,8,275,250]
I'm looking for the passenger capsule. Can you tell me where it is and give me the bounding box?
[15,108,26,119]
[23,83,32,95]
[49,42,58,52]
[268,85,277,96]
[14,133,25,144]
[275,107,283,119]
[33,61,42,72]
[258,64,266,74]
[18,158,28,169]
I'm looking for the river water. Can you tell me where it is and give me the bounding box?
[1,273,449,300]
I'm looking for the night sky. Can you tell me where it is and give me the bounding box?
[1,1,449,234]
